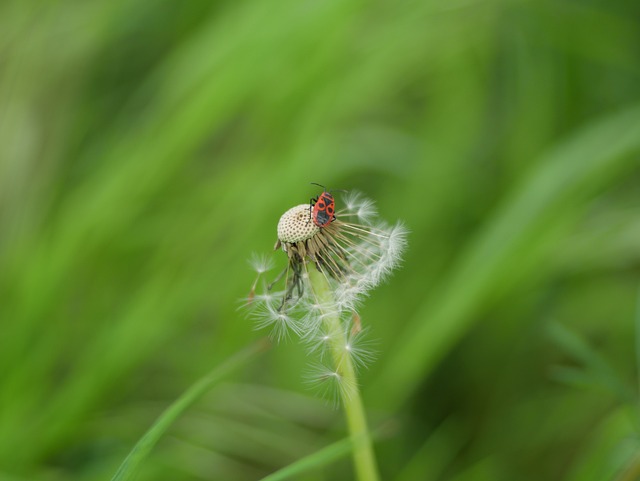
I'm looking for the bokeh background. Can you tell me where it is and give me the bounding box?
[2,1,640,480]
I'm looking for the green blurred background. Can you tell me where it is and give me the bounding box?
[2,0,640,480]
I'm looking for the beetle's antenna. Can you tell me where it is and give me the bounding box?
[311,183,349,195]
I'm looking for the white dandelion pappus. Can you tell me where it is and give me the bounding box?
[305,362,358,407]
[248,252,274,274]
[249,290,304,342]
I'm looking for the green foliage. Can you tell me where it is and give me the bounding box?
[111,341,266,481]
[1,0,639,480]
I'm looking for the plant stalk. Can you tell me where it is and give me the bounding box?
[308,266,380,481]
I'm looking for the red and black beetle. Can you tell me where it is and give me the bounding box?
[309,183,337,227]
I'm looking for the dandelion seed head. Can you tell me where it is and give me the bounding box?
[277,204,319,244]
[249,190,406,355]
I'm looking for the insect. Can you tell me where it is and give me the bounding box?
[309,183,338,227]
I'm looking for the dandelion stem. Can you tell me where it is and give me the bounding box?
[308,266,380,481]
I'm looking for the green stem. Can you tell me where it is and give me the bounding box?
[308,267,380,481]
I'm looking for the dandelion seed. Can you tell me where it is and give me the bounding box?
[305,362,357,407]
[252,291,277,303]
[249,253,275,274]
[344,328,378,371]
[305,326,334,360]
[247,253,276,302]
[300,298,338,335]
[341,192,377,223]
[251,297,302,342]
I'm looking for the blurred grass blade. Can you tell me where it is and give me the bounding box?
[636,286,640,402]
[111,340,268,481]
[394,416,466,481]
[375,104,640,409]
[564,407,638,481]
[547,322,635,403]
[259,436,355,481]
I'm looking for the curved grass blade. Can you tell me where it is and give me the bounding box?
[547,322,635,404]
[259,436,355,481]
[111,340,268,481]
